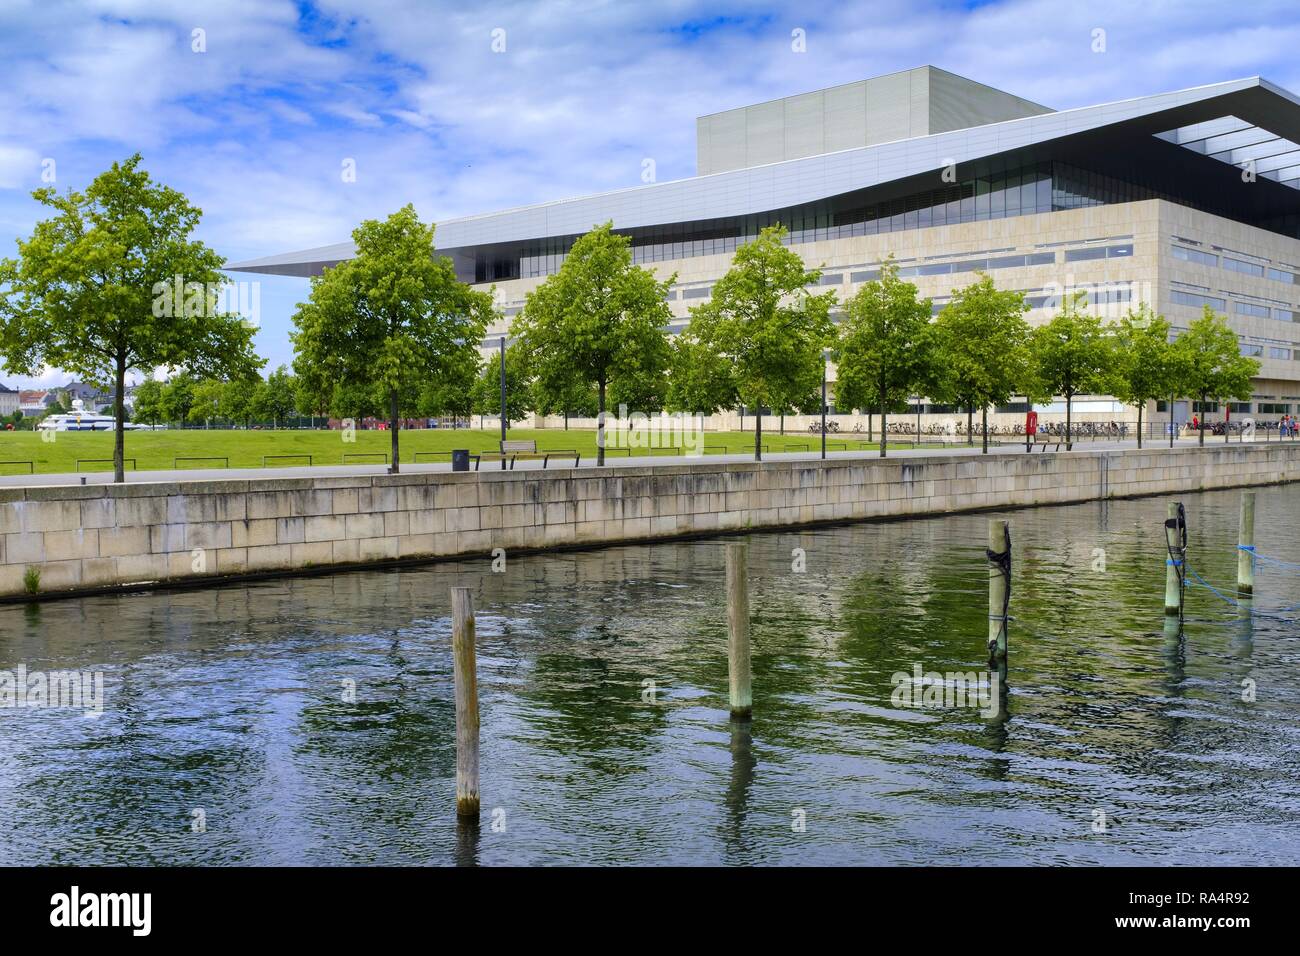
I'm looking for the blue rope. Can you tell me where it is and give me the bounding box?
[1185,565,1300,620]
[1240,546,1300,573]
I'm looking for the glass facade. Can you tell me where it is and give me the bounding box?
[486,160,1181,283]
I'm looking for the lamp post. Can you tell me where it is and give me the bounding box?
[821,350,828,460]
[499,335,507,470]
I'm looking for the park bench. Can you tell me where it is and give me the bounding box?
[475,439,579,470]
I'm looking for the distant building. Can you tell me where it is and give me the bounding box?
[64,381,111,407]
[18,390,57,416]
[0,384,17,417]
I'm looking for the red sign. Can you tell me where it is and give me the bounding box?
[1026,410,1038,436]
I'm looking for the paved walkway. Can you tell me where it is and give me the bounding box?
[0,435,1277,488]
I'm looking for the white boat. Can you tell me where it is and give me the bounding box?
[37,399,162,432]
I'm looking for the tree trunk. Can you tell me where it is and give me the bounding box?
[564,410,569,430]
[867,411,872,443]
[1066,393,1073,449]
[754,404,762,461]
[981,405,989,454]
[389,388,400,473]
[966,406,974,445]
[1137,404,1143,449]
[1199,395,1206,446]
[780,412,784,436]
[597,380,606,466]
[113,354,127,483]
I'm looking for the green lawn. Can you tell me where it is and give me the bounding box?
[0,427,934,475]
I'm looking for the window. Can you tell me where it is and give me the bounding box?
[1275,309,1297,323]
[1027,252,1056,266]
[1269,347,1292,360]
[1172,245,1218,267]
[1234,301,1270,319]
[1224,257,1266,278]
[1259,402,1291,413]
[819,273,843,285]
[682,287,710,299]
[1228,402,1252,413]
[851,270,879,283]
[1064,246,1107,262]
[1268,267,1297,284]
[1171,291,1227,311]
[1239,343,1264,357]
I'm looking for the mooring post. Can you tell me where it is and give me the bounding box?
[725,542,753,719]
[1237,491,1256,598]
[1164,502,1185,618]
[987,519,1010,661]
[450,587,480,818]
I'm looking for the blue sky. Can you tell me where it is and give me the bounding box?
[3,0,1300,387]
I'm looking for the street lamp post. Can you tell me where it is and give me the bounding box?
[499,335,507,470]
[821,351,828,460]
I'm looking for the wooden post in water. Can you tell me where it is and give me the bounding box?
[450,587,480,818]
[1164,502,1184,617]
[987,520,1010,661]
[1237,491,1256,598]
[725,542,752,719]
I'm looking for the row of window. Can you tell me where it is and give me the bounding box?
[497,161,1179,282]
[1170,287,1300,326]
[1173,238,1300,284]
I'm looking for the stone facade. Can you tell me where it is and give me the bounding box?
[1,443,1297,599]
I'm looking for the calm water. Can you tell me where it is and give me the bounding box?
[2,485,1298,866]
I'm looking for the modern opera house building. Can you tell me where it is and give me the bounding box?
[228,66,1300,426]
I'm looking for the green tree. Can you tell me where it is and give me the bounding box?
[1110,304,1179,448]
[533,372,599,429]
[933,273,1032,453]
[1171,306,1260,446]
[666,333,737,414]
[131,379,165,426]
[512,222,673,465]
[684,225,835,460]
[835,259,936,458]
[1028,292,1113,448]
[0,154,262,481]
[189,379,227,426]
[291,204,493,471]
[471,346,532,423]
[251,365,299,428]
[419,357,480,426]
[160,372,197,426]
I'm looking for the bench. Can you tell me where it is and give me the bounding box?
[475,440,579,470]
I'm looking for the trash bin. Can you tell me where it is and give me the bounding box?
[451,449,470,472]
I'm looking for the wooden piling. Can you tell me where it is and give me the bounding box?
[1237,491,1256,597]
[725,542,752,719]
[450,587,480,817]
[987,520,1010,660]
[1164,502,1183,617]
